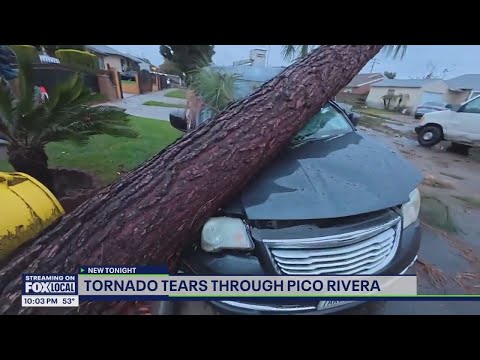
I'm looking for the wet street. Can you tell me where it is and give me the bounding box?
[346,115,480,314]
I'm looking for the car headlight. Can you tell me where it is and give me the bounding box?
[201,217,254,252]
[401,188,421,229]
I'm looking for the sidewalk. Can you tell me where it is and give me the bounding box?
[102,89,187,121]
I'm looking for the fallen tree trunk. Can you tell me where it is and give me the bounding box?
[0,45,383,314]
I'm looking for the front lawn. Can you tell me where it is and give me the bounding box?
[0,116,183,185]
[143,101,186,108]
[164,89,186,99]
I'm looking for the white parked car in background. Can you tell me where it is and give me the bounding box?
[415,95,480,150]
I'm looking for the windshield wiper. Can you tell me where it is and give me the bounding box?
[290,133,347,148]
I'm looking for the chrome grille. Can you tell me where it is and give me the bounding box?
[264,217,401,275]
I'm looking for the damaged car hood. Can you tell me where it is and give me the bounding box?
[226,131,422,220]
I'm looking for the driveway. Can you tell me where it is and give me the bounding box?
[101,89,186,121]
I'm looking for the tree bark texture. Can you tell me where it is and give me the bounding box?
[0,45,383,314]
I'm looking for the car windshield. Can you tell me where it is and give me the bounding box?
[197,103,353,144]
[290,104,353,146]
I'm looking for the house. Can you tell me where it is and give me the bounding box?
[233,48,268,67]
[342,73,385,95]
[445,74,480,104]
[366,79,448,113]
[86,45,140,73]
[126,54,152,72]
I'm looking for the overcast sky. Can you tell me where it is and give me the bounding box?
[110,45,480,79]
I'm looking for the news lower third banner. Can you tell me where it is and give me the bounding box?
[21,266,478,308]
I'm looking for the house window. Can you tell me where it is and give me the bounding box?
[98,57,105,70]
[387,89,395,95]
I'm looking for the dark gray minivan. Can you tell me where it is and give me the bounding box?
[166,66,422,315]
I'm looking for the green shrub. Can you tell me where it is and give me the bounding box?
[9,45,40,64]
[55,49,99,71]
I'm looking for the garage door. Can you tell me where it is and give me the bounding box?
[420,91,444,104]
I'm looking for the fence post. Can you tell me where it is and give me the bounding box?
[97,73,118,101]
[109,67,122,99]
[135,72,140,94]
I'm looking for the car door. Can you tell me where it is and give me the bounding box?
[445,96,480,146]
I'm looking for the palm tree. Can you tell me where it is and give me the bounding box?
[0,58,138,192]
[190,66,243,114]
[282,45,407,62]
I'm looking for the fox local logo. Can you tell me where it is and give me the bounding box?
[23,275,77,294]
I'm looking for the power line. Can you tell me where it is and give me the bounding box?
[370,58,380,73]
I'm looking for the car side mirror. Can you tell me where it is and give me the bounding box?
[169,110,187,132]
[447,104,461,112]
[348,112,361,127]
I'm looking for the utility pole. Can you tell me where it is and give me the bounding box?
[370,58,379,73]
[266,45,271,66]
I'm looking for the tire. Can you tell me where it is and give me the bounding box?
[417,125,442,147]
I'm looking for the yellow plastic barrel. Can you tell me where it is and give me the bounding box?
[0,172,65,261]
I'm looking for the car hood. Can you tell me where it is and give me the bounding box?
[420,110,453,124]
[225,131,422,220]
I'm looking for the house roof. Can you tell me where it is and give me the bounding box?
[346,73,384,88]
[371,78,440,88]
[138,56,152,65]
[126,54,149,64]
[86,45,140,63]
[446,74,480,91]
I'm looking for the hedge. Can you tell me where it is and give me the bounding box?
[55,49,99,71]
[9,45,40,64]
